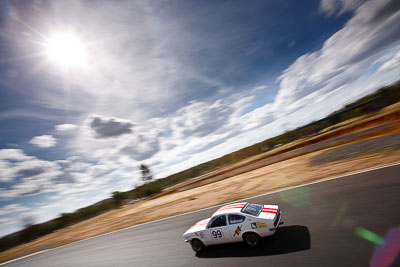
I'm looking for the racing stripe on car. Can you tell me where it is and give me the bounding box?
[217,204,245,209]
[216,205,245,212]
[220,204,245,208]
[217,206,245,211]
[222,204,245,208]
[262,208,278,214]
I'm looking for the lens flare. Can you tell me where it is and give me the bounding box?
[278,186,310,207]
[329,201,348,230]
[370,227,400,267]
[355,227,384,245]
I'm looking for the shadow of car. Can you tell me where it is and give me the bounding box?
[196,225,310,258]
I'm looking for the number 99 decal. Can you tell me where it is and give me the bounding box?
[211,229,223,239]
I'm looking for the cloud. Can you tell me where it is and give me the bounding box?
[0,150,106,199]
[0,109,62,120]
[0,149,33,161]
[14,159,59,178]
[0,160,15,182]
[251,85,268,93]
[55,124,78,131]
[239,104,275,131]
[16,167,45,178]
[319,0,368,16]
[88,115,134,138]
[0,204,29,217]
[120,136,160,161]
[0,150,60,183]
[0,149,46,183]
[72,114,162,162]
[56,156,90,172]
[73,98,251,163]
[29,135,57,148]
[66,95,255,175]
[170,100,233,138]
[276,0,400,109]
[86,164,112,178]
[378,51,400,72]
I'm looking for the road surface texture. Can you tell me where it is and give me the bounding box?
[311,132,400,166]
[4,164,400,267]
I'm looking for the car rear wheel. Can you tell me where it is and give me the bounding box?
[243,232,260,247]
[190,239,204,252]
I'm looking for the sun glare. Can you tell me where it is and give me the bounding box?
[45,33,86,68]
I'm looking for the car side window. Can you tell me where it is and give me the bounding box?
[209,215,227,228]
[228,214,246,224]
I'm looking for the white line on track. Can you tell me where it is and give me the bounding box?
[0,250,48,266]
[1,161,399,266]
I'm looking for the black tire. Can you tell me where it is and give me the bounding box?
[190,239,204,253]
[243,232,260,247]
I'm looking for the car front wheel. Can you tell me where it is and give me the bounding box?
[243,232,260,247]
[190,239,204,252]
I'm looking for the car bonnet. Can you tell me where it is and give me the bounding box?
[184,218,210,235]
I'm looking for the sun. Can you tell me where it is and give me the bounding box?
[45,33,87,68]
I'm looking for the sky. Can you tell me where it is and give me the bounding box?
[0,0,399,237]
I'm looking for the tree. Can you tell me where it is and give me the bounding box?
[140,164,153,183]
[112,191,124,208]
[22,216,35,229]
[20,216,38,242]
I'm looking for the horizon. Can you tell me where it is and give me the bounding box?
[0,0,399,237]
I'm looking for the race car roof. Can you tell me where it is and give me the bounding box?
[212,202,279,219]
[212,202,248,216]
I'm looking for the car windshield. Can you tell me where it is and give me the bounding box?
[241,203,263,216]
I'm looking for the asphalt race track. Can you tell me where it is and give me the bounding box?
[4,164,400,267]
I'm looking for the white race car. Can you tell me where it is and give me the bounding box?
[183,202,282,252]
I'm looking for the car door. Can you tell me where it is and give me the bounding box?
[227,214,247,242]
[206,215,231,245]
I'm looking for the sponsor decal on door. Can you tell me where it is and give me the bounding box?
[250,222,267,229]
[233,225,242,236]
